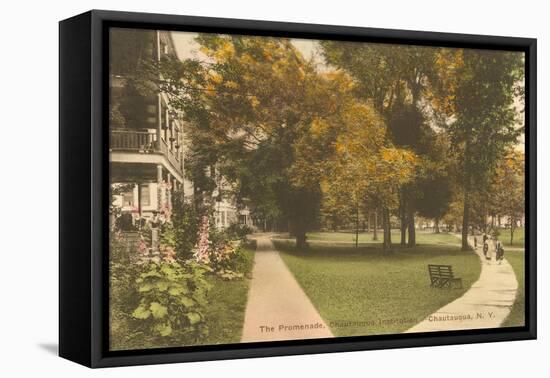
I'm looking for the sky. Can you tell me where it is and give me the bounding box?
[171,31,324,66]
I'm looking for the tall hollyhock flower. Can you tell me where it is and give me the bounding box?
[194,215,210,264]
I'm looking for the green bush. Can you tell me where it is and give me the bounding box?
[201,225,254,280]
[109,235,141,349]
[160,222,177,248]
[131,260,212,343]
[170,191,199,259]
[224,223,253,242]
[229,245,255,278]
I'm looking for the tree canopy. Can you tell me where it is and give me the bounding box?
[144,33,525,252]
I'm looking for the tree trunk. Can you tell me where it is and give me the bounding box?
[373,211,378,241]
[400,206,407,245]
[382,207,392,252]
[295,226,307,249]
[407,208,416,247]
[296,232,307,249]
[355,204,360,248]
[510,217,515,246]
[461,189,471,251]
[291,218,307,250]
[434,218,440,233]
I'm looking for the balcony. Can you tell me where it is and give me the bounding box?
[110,128,183,181]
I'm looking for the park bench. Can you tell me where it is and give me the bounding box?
[428,264,463,289]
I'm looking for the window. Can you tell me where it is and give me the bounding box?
[122,191,134,207]
[140,185,150,206]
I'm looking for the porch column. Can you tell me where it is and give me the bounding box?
[157,164,163,183]
[164,109,170,143]
[155,30,162,151]
[167,173,172,213]
[156,165,163,212]
[137,183,142,217]
[157,95,162,151]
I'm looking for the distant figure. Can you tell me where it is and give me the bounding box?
[496,241,505,265]
[474,235,478,249]
[483,239,490,263]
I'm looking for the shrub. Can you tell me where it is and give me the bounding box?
[109,234,141,349]
[131,260,212,343]
[202,225,254,280]
[225,223,253,242]
[170,191,200,260]
[160,222,177,248]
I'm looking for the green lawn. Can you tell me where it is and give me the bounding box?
[306,231,381,243]
[281,230,461,247]
[497,227,525,247]
[502,249,525,327]
[275,231,481,337]
[200,245,255,345]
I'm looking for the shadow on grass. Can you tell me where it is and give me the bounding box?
[272,239,464,261]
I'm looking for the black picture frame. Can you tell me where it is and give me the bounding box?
[59,9,537,368]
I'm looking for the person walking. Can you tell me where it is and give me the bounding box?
[483,235,494,265]
[496,240,505,265]
[486,236,496,264]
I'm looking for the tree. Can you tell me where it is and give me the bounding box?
[154,35,340,248]
[416,172,453,233]
[320,43,437,117]
[491,151,525,245]
[293,100,419,252]
[436,49,524,250]
[320,42,444,247]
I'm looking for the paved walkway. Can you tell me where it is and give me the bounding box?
[406,235,518,333]
[241,234,333,342]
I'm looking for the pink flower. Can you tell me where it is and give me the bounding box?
[194,216,210,264]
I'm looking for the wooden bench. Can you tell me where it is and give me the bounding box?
[428,264,463,289]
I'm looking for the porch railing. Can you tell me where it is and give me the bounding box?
[159,138,182,175]
[110,129,182,173]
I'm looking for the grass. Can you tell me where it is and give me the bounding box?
[200,244,255,345]
[497,227,525,247]
[502,249,525,327]
[275,231,481,337]
[280,230,461,247]
[306,231,380,243]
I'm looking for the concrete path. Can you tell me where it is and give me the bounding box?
[406,235,518,333]
[241,234,333,343]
